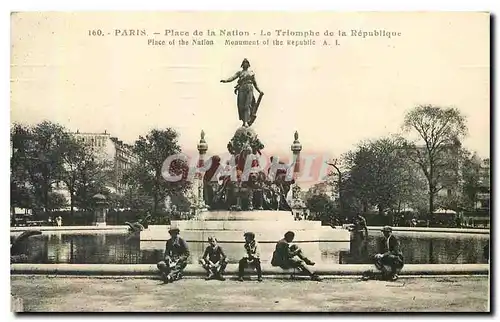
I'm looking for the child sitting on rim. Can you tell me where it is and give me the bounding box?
[238,232,262,282]
[199,236,228,281]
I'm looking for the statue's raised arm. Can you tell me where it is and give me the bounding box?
[220,71,240,83]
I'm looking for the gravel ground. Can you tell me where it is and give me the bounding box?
[11,275,489,312]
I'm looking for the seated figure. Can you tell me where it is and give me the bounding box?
[363,226,404,281]
[271,231,322,281]
[238,232,262,282]
[157,226,190,283]
[199,236,228,281]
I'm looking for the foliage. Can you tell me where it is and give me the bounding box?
[342,136,426,214]
[306,193,330,213]
[124,128,191,215]
[10,181,34,210]
[60,137,113,213]
[305,193,339,224]
[402,105,467,217]
[118,185,154,212]
[11,124,34,211]
[433,148,484,213]
[47,192,67,211]
[11,121,116,214]
[457,149,484,211]
[170,193,192,213]
[10,121,69,213]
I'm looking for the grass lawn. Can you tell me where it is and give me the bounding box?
[11,275,489,312]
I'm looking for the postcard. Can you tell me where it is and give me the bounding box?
[10,12,490,313]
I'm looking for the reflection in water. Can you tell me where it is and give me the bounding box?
[338,232,489,264]
[13,231,489,265]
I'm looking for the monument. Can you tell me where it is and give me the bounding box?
[141,59,350,263]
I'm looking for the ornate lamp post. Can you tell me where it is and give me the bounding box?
[290,131,302,177]
[290,131,303,219]
[196,130,208,212]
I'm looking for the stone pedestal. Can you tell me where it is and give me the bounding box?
[140,210,350,264]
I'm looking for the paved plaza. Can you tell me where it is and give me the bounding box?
[11,275,489,312]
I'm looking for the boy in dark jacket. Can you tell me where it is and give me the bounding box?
[157,226,190,283]
[199,236,228,281]
[271,231,322,281]
[364,226,404,281]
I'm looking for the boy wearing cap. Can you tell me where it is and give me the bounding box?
[372,226,404,281]
[199,236,228,281]
[271,231,322,281]
[238,232,262,282]
[157,226,190,283]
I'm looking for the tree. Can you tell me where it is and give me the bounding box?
[459,150,483,211]
[393,147,429,215]
[120,184,154,212]
[73,155,113,211]
[170,193,191,213]
[125,129,191,216]
[325,159,343,212]
[305,193,337,223]
[342,136,423,215]
[46,192,67,212]
[14,121,70,214]
[402,105,467,222]
[10,182,34,211]
[10,124,34,215]
[342,145,373,213]
[60,136,85,215]
[60,138,113,214]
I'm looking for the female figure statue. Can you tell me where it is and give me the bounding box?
[220,59,264,127]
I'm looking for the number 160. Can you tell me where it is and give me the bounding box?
[88,30,104,36]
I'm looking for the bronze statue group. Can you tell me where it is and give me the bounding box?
[156,221,404,284]
[203,154,296,213]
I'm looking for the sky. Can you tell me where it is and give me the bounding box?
[10,12,490,165]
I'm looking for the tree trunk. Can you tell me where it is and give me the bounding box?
[44,183,50,216]
[153,194,158,217]
[338,172,343,214]
[70,191,75,218]
[428,161,434,228]
[428,189,434,228]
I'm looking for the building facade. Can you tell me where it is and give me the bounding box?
[307,172,340,201]
[72,131,137,194]
[476,158,490,211]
